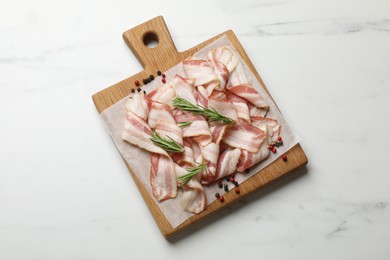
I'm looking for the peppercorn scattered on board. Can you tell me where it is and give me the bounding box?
[92,16,308,238]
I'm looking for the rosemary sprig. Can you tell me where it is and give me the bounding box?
[178,121,192,128]
[176,163,207,187]
[172,97,235,125]
[150,131,184,153]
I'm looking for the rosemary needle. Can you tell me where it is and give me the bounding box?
[176,163,207,187]
[172,97,235,125]
[150,131,184,153]
[178,121,192,128]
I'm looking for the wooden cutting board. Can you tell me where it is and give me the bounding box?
[92,16,308,238]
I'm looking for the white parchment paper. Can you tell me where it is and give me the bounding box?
[100,35,300,228]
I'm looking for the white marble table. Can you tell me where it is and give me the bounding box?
[1,0,389,259]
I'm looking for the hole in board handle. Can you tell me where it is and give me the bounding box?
[143,32,159,48]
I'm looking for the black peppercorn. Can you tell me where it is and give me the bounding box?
[224,184,228,192]
[233,181,239,187]
[245,168,250,174]
[149,75,154,80]
[225,176,230,182]
[143,90,146,94]
[137,88,141,92]
[157,70,162,76]
[215,193,220,198]
[218,181,223,188]
[143,79,148,85]
[131,88,135,93]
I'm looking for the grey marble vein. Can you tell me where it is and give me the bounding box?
[239,18,390,37]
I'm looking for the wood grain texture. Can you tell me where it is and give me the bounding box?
[92,16,308,238]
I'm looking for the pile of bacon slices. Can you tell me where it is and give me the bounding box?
[122,46,281,214]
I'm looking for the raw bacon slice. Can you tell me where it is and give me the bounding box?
[147,83,175,104]
[125,92,151,121]
[187,138,203,163]
[172,75,197,105]
[222,121,266,153]
[226,92,250,123]
[148,102,183,145]
[183,60,219,95]
[251,116,281,143]
[150,153,177,201]
[208,46,239,73]
[208,91,238,122]
[227,84,268,108]
[227,61,248,88]
[201,148,241,184]
[183,60,218,86]
[196,86,209,107]
[175,164,206,214]
[171,138,195,167]
[148,101,176,129]
[122,111,168,156]
[237,141,270,172]
[182,139,195,166]
[226,60,268,112]
[209,57,229,90]
[181,179,207,214]
[192,135,212,147]
[204,80,220,97]
[248,103,269,117]
[199,142,219,178]
[123,102,178,202]
[209,124,228,145]
[216,148,241,178]
[174,112,212,146]
[226,83,268,109]
[155,119,183,145]
[219,141,229,154]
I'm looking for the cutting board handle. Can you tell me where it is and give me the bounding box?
[122,16,181,72]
